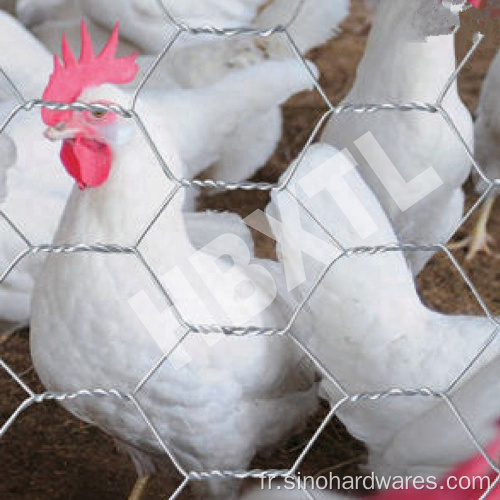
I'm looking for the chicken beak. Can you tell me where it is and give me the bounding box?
[44,123,79,142]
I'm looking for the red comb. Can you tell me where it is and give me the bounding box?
[42,20,138,126]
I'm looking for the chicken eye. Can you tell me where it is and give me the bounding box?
[91,110,108,119]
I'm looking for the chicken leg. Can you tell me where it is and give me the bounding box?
[449,196,498,260]
[128,475,150,500]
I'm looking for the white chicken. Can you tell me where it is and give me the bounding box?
[0,16,314,329]
[29,25,318,500]
[261,143,500,481]
[321,0,474,276]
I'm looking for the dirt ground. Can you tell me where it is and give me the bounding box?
[1,1,500,499]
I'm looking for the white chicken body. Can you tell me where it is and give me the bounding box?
[0,117,70,326]
[321,0,473,275]
[30,85,317,499]
[0,10,53,99]
[267,143,500,479]
[136,57,314,184]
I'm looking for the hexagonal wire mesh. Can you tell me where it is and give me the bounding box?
[0,0,499,498]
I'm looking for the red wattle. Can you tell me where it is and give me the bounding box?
[60,136,112,189]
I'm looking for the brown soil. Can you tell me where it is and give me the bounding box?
[1,2,499,499]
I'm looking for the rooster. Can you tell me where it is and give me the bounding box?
[30,24,318,500]
[0,14,314,330]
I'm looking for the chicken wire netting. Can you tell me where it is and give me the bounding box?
[0,0,499,498]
